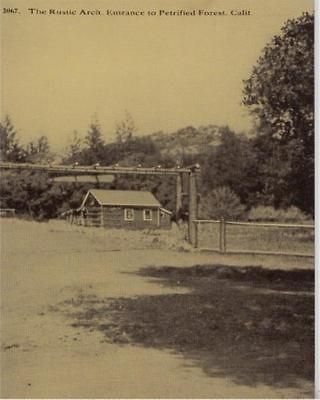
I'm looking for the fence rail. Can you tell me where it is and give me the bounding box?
[0,208,16,217]
[193,219,314,258]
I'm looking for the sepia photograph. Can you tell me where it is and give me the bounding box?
[0,0,316,398]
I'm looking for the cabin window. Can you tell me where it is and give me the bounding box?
[124,208,134,221]
[143,209,152,221]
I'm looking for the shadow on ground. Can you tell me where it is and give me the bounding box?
[54,264,314,389]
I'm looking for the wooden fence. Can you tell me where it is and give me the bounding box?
[0,208,16,217]
[193,219,314,258]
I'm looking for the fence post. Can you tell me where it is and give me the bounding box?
[219,218,223,253]
[194,221,199,248]
[176,173,182,216]
[188,171,198,245]
[223,218,227,253]
[219,218,226,253]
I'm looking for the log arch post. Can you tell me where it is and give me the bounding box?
[188,164,200,245]
[176,173,183,216]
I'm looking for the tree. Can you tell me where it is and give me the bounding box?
[85,121,104,152]
[116,111,137,143]
[81,119,106,164]
[250,134,292,208]
[63,130,83,164]
[202,127,260,205]
[243,12,314,214]
[0,115,26,162]
[26,135,53,164]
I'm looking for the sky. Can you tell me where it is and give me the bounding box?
[1,0,314,150]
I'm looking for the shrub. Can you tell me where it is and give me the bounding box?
[199,186,246,220]
[248,206,309,222]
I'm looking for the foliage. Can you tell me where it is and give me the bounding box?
[250,135,291,207]
[199,186,246,220]
[0,115,26,162]
[80,120,106,164]
[116,111,137,143]
[0,100,314,220]
[0,171,90,219]
[25,135,54,164]
[63,131,83,164]
[243,12,313,143]
[243,12,314,214]
[150,125,220,161]
[202,127,260,205]
[248,205,309,223]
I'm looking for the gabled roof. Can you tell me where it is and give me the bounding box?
[83,189,161,207]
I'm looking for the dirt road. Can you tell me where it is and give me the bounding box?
[0,219,314,398]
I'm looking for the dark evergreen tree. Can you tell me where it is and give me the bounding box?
[80,119,106,164]
[0,116,26,162]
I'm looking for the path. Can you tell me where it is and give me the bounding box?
[0,220,313,398]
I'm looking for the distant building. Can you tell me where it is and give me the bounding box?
[79,189,172,229]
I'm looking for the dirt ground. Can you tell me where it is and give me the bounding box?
[0,219,314,398]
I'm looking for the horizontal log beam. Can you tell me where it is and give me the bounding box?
[0,162,196,176]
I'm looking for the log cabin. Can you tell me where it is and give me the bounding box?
[79,189,172,229]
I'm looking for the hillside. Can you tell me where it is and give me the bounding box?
[149,125,221,158]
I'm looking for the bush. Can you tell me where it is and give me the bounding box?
[248,206,309,222]
[199,186,246,220]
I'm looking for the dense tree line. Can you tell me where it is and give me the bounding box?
[0,13,314,220]
[0,116,54,164]
[0,116,313,220]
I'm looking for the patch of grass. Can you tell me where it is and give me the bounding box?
[57,264,314,389]
[198,223,314,254]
